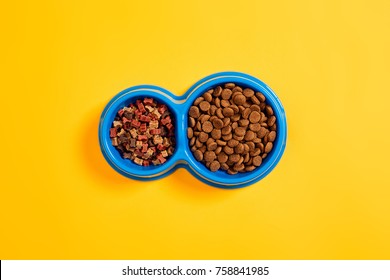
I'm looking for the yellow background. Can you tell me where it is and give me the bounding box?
[1,0,390,259]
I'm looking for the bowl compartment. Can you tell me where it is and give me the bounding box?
[181,72,287,188]
[99,85,182,180]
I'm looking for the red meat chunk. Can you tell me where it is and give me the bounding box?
[110,128,117,137]
[150,129,161,135]
[138,135,148,141]
[144,98,154,105]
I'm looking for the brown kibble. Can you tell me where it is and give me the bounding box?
[268,131,276,142]
[231,122,238,130]
[221,89,232,100]
[216,108,224,118]
[220,163,229,170]
[244,153,250,163]
[244,130,256,141]
[247,141,255,151]
[270,123,277,131]
[189,117,196,127]
[223,117,230,127]
[202,121,213,133]
[249,123,261,132]
[187,127,193,138]
[210,161,221,172]
[253,156,262,167]
[250,148,261,157]
[264,142,273,153]
[249,111,261,123]
[233,163,245,171]
[221,125,232,135]
[225,83,235,89]
[230,104,239,114]
[222,133,232,140]
[234,143,244,154]
[206,138,214,145]
[212,118,224,129]
[189,106,200,118]
[232,86,242,93]
[262,153,268,159]
[207,141,218,151]
[242,108,251,119]
[265,105,274,116]
[256,92,266,102]
[195,138,203,148]
[194,150,203,161]
[233,94,246,105]
[203,92,213,102]
[258,142,264,152]
[211,129,221,140]
[268,115,276,127]
[220,100,230,108]
[204,151,216,162]
[237,156,244,165]
[250,104,261,112]
[199,114,210,123]
[215,146,222,154]
[209,115,217,122]
[189,137,196,146]
[216,140,226,146]
[213,86,222,97]
[239,119,249,127]
[229,154,240,163]
[243,88,255,97]
[231,114,240,122]
[227,169,238,175]
[234,126,246,137]
[196,121,202,131]
[215,97,221,108]
[199,131,209,142]
[245,165,256,172]
[258,127,268,138]
[250,95,260,105]
[209,105,217,115]
[194,97,204,106]
[227,139,239,147]
[223,145,234,155]
[218,152,228,163]
[199,101,211,112]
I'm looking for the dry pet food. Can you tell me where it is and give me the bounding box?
[110,98,175,166]
[188,83,277,174]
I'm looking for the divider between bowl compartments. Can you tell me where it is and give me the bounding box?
[169,98,189,163]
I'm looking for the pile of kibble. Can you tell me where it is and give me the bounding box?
[188,83,277,174]
[109,98,175,166]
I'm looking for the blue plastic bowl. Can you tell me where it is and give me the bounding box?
[99,72,287,189]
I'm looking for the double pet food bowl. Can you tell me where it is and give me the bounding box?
[99,72,287,188]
